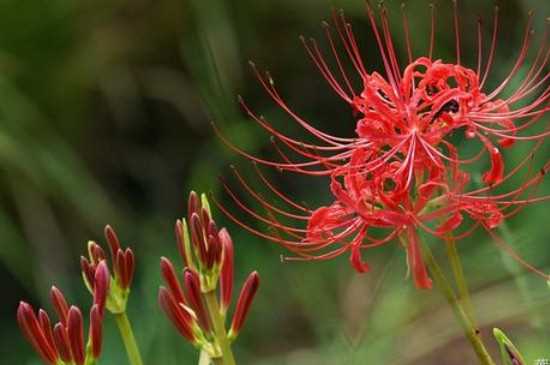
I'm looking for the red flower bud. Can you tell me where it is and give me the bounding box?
[200,208,211,228]
[93,260,110,316]
[37,309,55,354]
[160,257,186,305]
[88,241,106,264]
[175,219,190,267]
[158,287,196,343]
[183,269,210,332]
[50,287,69,326]
[206,234,222,269]
[80,257,95,289]
[89,305,103,358]
[188,191,200,221]
[104,224,121,259]
[123,248,135,290]
[67,306,85,365]
[116,250,126,287]
[219,228,234,312]
[17,302,58,365]
[190,213,208,266]
[230,271,260,337]
[53,323,72,362]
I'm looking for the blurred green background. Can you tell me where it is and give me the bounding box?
[2,0,549,364]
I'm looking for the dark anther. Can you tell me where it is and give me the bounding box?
[426,85,438,96]
[432,99,459,121]
[377,89,390,101]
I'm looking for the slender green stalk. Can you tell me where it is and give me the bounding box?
[445,235,476,324]
[422,243,496,365]
[114,312,144,365]
[203,290,236,365]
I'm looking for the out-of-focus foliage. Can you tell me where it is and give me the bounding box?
[2,0,549,364]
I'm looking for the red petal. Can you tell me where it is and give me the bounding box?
[349,239,369,273]
[436,213,463,235]
[483,145,504,185]
[407,229,432,290]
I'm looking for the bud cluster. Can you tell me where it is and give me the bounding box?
[159,191,260,358]
[17,262,110,365]
[81,225,135,313]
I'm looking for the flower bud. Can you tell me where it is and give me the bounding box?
[93,260,110,316]
[17,302,58,365]
[104,224,121,258]
[158,287,197,344]
[184,269,210,332]
[89,305,103,358]
[50,287,69,326]
[175,219,190,267]
[53,323,72,362]
[160,257,186,305]
[188,191,200,222]
[219,228,234,313]
[229,271,260,339]
[67,306,85,365]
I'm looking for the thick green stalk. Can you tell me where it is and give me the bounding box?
[114,312,144,365]
[203,290,236,365]
[422,243,496,365]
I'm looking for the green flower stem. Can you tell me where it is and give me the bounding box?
[203,290,236,365]
[422,243,496,365]
[445,235,476,325]
[114,312,144,365]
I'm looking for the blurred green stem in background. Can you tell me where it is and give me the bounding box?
[114,312,144,365]
[204,289,236,365]
[445,234,476,325]
[422,241,496,365]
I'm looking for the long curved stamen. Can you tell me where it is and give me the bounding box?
[480,6,499,88]
[453,0,461,65]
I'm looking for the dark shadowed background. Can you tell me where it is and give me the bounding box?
[1,0,549,364]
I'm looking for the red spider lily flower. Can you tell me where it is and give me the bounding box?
[159,191,260,353]
[81,225,135,313]
[214,2,550,288]
[18,264,109,365]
